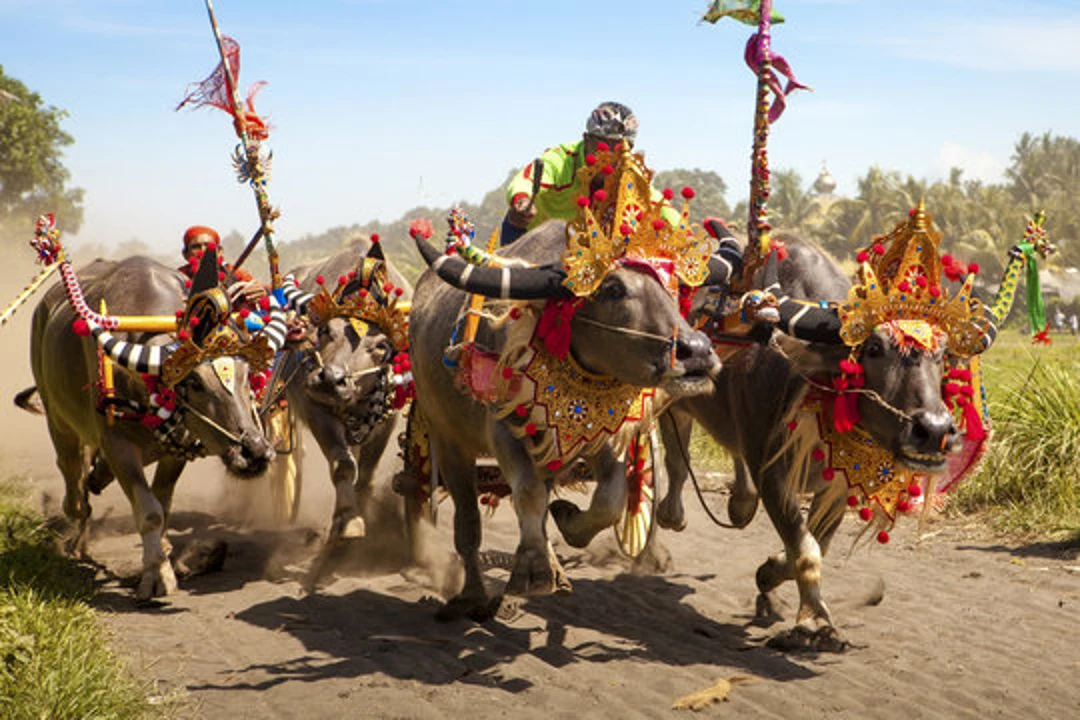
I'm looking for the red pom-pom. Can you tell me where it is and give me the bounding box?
[916,275,928,288]
[967,262,980,275]
[514,404,528,418]
[348,270,357,279]
[509,307,522,320]
[239,308,251,319]
[847,495,860,507]
[897,499,911,513]
[858,507,873,522]
[812,447,825,462]
[358,289,369,299]
[593,189,608,202]
[585,153,597,167]
[942,254,953,265]
[822,467,836,482]
[652,218,666,231]
[907,483,922,498]
[546,459,563,471]
[856,251,869,263]
[315,275,325,285]
[602,164,614,175]
[787,419,798,431]
[206,241,218,252]
[501,367,514,379]
[383,282,394,294]
[177,329,190,341]
[620,223,633,237]
[872,243,886,255]
[184,279,193,289]
[876,531,890,544]
[188,316,200,327]
[576,196,590,208]
[250,373,267,391]
[662,188,675,201]
[141,415,164,429]
[72,318,91,337]
[929,286,941,298]
[898,280,912,293]
[409,218,434,240]
[338,275,348,286]
[525,422,537,436]
[394,287,405,297]
[596,141,609,152]
[218,271,226,282]
[681,186,695,199]
[371,233,380,243]
[258,296,271,311]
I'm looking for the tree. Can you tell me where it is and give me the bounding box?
[653,168,731,226]
[0,65,84,241]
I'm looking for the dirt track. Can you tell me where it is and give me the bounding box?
[15,452,1080,720]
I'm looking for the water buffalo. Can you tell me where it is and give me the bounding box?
[28,250,285,599]
[409,218,720,619]
[274,240,412,546]
[658,228,978,650]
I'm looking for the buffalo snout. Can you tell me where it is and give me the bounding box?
[223,428,274,478]
[899,409,959,467]
[674,330,718,377]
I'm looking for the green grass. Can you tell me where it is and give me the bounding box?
[954,330,1080,540]
[0,479,173,719]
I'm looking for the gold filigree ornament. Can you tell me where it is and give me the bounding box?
[837,201,995,357]
[162,323,276,388]
[305,259,410,352]
[563,144,716,297]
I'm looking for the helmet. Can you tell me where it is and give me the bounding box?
[585,101,638,142]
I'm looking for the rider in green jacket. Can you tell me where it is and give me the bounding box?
[501,101,680,245]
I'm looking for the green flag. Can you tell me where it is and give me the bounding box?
[701,1,785,25]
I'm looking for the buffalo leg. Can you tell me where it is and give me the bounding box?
[493,422,570,596]
[48,418,91,557]
[433,432,493,620]
[308,412,364,541]
[550,444,625,549]
[728,458,759,528]
[150,456,187,559]
[354,417,394,519]
[656,410,692,531]
[103,439,177,600]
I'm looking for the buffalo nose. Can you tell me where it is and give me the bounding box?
[675,330,719,375]
[318,365,347,387]
[909,409,958,453]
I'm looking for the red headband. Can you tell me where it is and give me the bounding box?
[183,225,220,247]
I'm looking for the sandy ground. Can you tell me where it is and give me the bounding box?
[1,286,1078,719]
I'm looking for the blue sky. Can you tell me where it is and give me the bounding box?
[3,0,1079,253]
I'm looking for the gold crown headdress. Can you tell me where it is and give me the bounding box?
[837,202,993,357]
[563,144,716,296]
[303,244,410,351]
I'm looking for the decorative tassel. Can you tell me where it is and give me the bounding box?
[536,297,582,360]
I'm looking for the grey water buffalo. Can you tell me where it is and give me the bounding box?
[274,240,412,545]
[657,233,968,649]
[27,251,284,599]
[409,219,719,619]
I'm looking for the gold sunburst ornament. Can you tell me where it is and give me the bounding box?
[303,257,411,352]
[837,202,994,357]
[562,143,716,297]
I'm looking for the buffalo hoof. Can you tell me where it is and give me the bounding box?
[655,493,687,532]
[435,593,500,623]
[548,499,593,548]
[754,591,785,627]
[136,558,178,600]
[506,545,571,597]
[766,625,848,653]
[329,511,366,542]
[727,489,758,529]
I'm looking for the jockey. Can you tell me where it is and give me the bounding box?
[500,101,681,246]
[180,225,269,329]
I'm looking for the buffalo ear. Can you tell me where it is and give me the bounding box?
[774,334,850,375]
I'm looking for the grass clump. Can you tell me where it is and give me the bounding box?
[0,479,163,719]
[954,332,1080,540]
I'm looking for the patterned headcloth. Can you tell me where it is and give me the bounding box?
[183,225,220,248]
[585,101,638,142]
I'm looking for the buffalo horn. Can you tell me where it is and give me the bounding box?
[90,323,168,375]
[414,234,567,299]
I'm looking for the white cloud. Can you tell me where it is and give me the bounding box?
[935,141,1005,183]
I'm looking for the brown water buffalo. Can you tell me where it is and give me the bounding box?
[409,219,720,620]
[27,251,285,599]
[658,234,968,650]
[274,240,412,547]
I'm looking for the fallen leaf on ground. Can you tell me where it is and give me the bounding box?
[672,676,754,711]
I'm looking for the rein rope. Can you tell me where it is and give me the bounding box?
[663,412,739,529]
[573,314,677,346]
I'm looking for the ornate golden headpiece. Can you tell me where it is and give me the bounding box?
[162,324,277,387]
[837,202,993,357]
[563,144,716,296]
[304,254,410,352]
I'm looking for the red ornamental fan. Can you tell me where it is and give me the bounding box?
[176,36,270,141]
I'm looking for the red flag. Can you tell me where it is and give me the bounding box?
[177,36,269,141]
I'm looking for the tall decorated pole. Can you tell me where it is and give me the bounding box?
[178,0,282,289]
[702,1,808,291]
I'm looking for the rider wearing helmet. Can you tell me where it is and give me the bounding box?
[500,101,681,246]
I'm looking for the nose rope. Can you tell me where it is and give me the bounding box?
[573,314,680,345]
[176,396,245,445]
[767,336,915,424]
